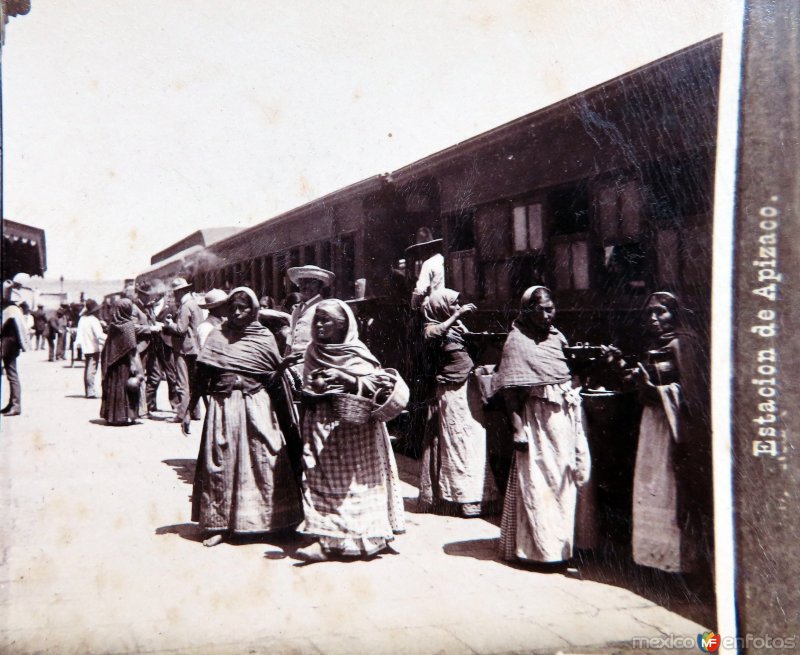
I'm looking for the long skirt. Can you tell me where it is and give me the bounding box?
[632,393,698,573]
[100,353,143,425]
[419,378,500,516]
[499,388,588,563]
[191,389,303,533]
[300,402,405,556]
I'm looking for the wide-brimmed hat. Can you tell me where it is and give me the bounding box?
[258,308,291,327]
[170,277,193,292]
[405,238,443,255]
[198,288,228,309]
[84,299,101,315]
[11,272,31,287]
[287,265,335,287]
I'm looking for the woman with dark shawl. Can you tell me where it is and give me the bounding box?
[418,289,499,517]
[630,291,712,575]
[295,299,405,562]
[187,287,303,547]
[492,286,590,567]
[100,298,155,426]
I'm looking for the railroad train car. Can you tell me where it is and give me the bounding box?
[138,35,720,371]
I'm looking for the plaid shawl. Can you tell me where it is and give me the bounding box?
[492,323,571,393]
[303,299,380,387]
[198,287,281,375]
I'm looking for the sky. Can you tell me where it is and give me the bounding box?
[2,0,729,281]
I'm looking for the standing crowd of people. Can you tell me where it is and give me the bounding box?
[1,259,712,585]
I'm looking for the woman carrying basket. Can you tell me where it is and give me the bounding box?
[295,299,406,562]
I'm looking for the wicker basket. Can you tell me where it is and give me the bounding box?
[333,393,375,424]
[371,369,409,423]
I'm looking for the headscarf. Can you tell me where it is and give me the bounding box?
[302,299,380,385]
[422,288,473,383]
[514,285,551,335]
[198,286,281,375]
[103,298,138,372]
[642,291,710,436]
[644,291,684,346]
[492,286,571,392]
[422,288,466,347]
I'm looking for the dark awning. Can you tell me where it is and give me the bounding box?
[2,219,47,278]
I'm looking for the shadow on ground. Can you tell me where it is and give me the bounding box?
[573,547,716,628]
[163,459,196,486]
[443,537,499,561]
[442,537,714,627]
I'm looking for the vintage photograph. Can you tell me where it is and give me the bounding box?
[0,1,763,653]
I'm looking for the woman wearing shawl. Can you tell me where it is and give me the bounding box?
[493,286,590,567]
[418,289,499,517]
[295,299,405,562]
[187,287,303,547]
[100,298,156,426]
[630,292,712,575]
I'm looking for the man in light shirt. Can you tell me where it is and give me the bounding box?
[75,298,106,398]
[196,289,228,348]
[285,265,335,368]
[409,227,445,309]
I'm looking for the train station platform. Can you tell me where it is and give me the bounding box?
[0,350,710,654]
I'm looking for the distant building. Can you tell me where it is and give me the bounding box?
[137,228,241,285]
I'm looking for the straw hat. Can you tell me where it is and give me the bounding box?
[287,265,335,287]
[170,277,193,292]
[198,288,229,309]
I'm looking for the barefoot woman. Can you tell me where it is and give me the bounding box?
[187,287,303,547]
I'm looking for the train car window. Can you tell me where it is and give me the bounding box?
[553,240,590,290]
[481,261,510,300]
[646,150,713,220]
[275,251,289,298]
[445,210,475,252]
[263,256,273,298]
[601,242,649,293]
[448,250,476,297]
[549,185,590,235]
[339,234,356,298]
[512,203,544,252]
[474,204,510,260]
[251,259,261,294]
[303,245,316,266]
[509,253,547,300]
[289,248,300,268]
[318,241,332,271]
[597,180,643,242]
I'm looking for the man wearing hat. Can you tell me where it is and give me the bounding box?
[409,227,445,309]
[75,299,106,398]
[196,289,228,348]
[286,265,335,364]
[141,279,180,416]
[1,278,31,416]
[32,304,47,350]
[162,277,204,423]
[46,307,67,362]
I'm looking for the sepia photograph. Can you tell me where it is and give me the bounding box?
[2,1,794,654]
